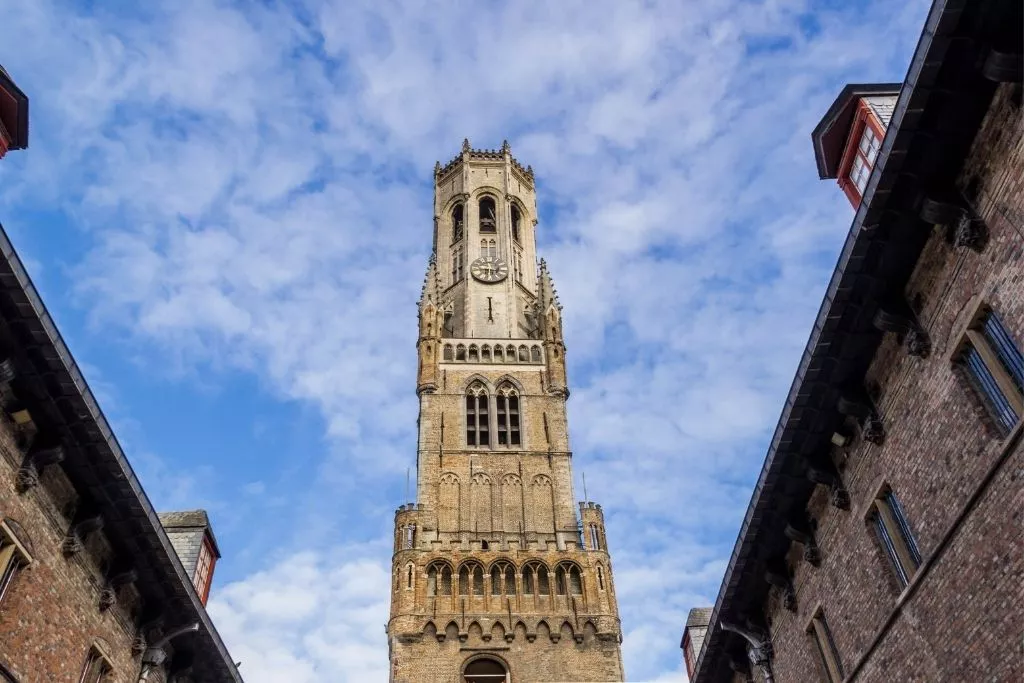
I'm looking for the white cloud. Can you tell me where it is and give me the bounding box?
[0,0,930,679]
[208,546,391,682]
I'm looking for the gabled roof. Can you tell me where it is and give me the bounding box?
[811,83,901,179]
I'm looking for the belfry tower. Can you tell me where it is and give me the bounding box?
[388,140,625,683]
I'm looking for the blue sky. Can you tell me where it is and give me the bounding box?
[0,0,929,680]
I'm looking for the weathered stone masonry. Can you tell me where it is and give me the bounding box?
[388,143,625,683]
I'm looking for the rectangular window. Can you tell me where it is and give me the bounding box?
[846,121,881,197]
[958,308,1024,435]
[0,520,32,610]
[858,125,880,164]
[808,609,844,683]
[849,154,870,193]
[78,645,113,683]
[870,488,921,590]
[193,536,216,605]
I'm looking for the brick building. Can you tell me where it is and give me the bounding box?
[0,67,240,683]
[688,0,1023,681]
[386,141,625,682]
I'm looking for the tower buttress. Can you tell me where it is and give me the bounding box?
[538,259,568,396]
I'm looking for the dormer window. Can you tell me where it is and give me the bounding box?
[479,197,496,233]
[811,84,899,210]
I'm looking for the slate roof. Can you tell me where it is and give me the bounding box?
[686,607,713,628]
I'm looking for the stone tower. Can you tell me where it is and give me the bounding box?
[388,141,625,683]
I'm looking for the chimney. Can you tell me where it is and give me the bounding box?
[158,510,221,605]
[682,606,713,680]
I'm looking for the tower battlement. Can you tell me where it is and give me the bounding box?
[435,139,535,188]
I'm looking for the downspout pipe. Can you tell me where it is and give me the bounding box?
[137,623,200,682]
[720,620,774,683]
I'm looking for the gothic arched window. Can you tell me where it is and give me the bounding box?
[443,344,454,361]
[428,562,453,596]
[456,344,467,361]
[464,658,507,683]
[569,565,583,594]
[480,239,496,258]
[531,345,542,363]
[494,345,504,362]
[506,345,517,362]
[496,384,521,446]
[489,562,516,596]
[459,562,484,596]
[479,196,497,233]
[518,345,529,362]
[452,203,464,243]
[468,345,479,362]
[537,564,550,595]
[466,382,489,446]
[511,204,522,243]
[555,563,583,596]
[481,345,491,362]
[441,566,453,595]
[522,561,548,596]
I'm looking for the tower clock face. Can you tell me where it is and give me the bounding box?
[470,256,509,283]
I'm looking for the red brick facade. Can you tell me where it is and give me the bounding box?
[0,417,144,683]
[758,83,1023,683]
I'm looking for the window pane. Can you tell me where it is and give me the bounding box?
[964,347,1018,432]
[886,492,921,566]
[873,514,909,587]
[983,313,1024,391]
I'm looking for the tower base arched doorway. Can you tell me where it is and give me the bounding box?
[463,656,509,683]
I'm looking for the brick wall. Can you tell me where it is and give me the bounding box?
[0,415,141,683]
[749,83,1024,683]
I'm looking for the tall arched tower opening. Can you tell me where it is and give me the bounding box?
[388,140,625,682]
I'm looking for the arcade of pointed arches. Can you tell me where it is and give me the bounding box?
[422,616,601,647]
[443,343,543,364]
[425,559,585,599]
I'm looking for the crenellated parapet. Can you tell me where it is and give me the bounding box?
[435,138,535,189]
